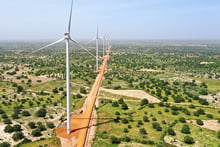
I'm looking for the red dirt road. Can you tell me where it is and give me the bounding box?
[56,47,111,147]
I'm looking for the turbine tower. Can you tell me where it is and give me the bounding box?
[34,0,85,134]
[96,27,99,72]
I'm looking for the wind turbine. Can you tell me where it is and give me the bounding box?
[34,0,94,134]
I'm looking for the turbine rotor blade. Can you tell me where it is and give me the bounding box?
[69,38,96,58]
[68,0,74,34]
[85,37,96,45]
[34,37,65,52]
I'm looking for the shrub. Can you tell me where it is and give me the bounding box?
[122,118,129,124]
[181,125,191,134]
[184,136,194,144]
[36,108,47,117]
[22,110,31,116]
[52,88,59,93]
[112,101,119,107]
[110,136,120,144]
[206,114,213,118]
[0,142,10,147]
[121,103,128,110]
[80,88,87,94]
[12,132,24,141]
[121,136,131,142]
[148,103,154,108]
[46,122,55,129]
[139,128,147,135]
[140,99,148,106]
[115,111,120,115]
[118,98,124,104]
[143,116,149,122]
[12,113,19,119]
[123,128,129,133]
[28,122,36,129]
[3,118,12,124]
[32,129,42,137]
[4,125,14,133]
[196,119,204,125]
[199,89,208,95]
[179,117,186,123]
[13,124,22,131]
[217,130,220,139]
[168,128,176,136]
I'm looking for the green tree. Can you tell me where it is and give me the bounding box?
[28,122,36,129]
[12,132,24,141]
[80,87,87,94]
[196,119,204,125]
[121,103,128,110]
[168,128,176,136]
[4,125,14,133]
[140,99,149,106]
[13,124,22,131]
[0,142,10,147]
[184,136,194,144]
[36,108,47,117]
[31,129,42,137]
[181,125,191,134]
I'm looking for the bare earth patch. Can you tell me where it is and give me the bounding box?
[139,68,163,72]
[170,77,201,84]
[187,120,220,131]
[100,88,160,103]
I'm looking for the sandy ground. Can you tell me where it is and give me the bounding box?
[170,77,201,84]
[139,69,163,72]
[187,120,220,131]
[100,88,160,103]
[0,123,16,145]
[164,136,200,147]
[199,94,220,108]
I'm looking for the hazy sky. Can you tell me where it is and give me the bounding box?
[0,0,220,41]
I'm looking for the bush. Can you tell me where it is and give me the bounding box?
[22,110,31,116]
[4,125,14,133]
[12,132,24,141]
[115,111,120,115]
[179,117,186,123]
[206,114,213,118]
[196,119,204,125]
[152,123,162,131]
[3,118,12,124]
[46,122,55,129]
[217,130,220,139]
[168,128,176,136]
[123,128,129,133]
[121,136,131,142]
[36,108,47,117]
[139,128,147,135]
[0,142,10,147]
[121,103,128,110]
[112,101,119,107]
[28,122,36,129]
[12,113,19,119]
[80,88,87,94]
[13,124,22,131]
[184,136,194,144]
[110,136,120,144]
[140,99,149,106]
[199,89,208,95]
[181,125,191,134]
[52,88,59,93]
[143,116,149,122]
[32,129,42,137]
[122,118,129,124]
[118,98,124,104]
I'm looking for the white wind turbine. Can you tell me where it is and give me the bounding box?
[34,0,95,134]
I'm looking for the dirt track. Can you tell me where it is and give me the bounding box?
[56,47,111,147]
